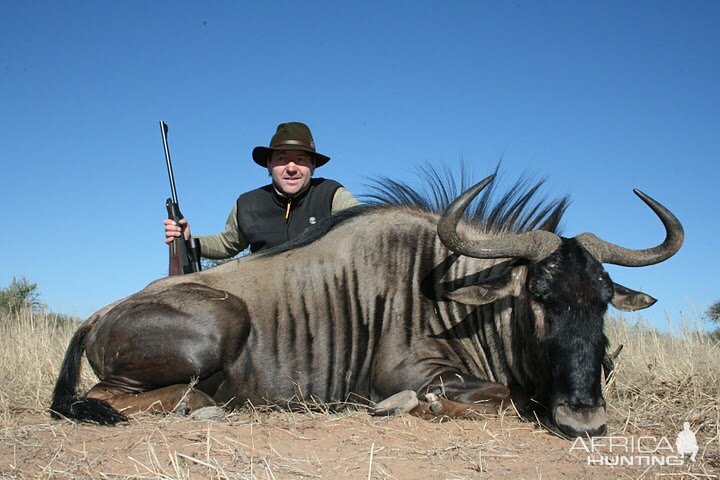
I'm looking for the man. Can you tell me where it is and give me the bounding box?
[164,122,359,257]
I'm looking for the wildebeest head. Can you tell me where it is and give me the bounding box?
[437,175,684,437]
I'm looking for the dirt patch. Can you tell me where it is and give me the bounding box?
[2,409,717,479]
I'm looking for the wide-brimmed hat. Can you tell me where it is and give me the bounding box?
[252,122,330,168]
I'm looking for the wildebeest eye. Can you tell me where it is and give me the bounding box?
[528,270,553,301]
[530,287,546,301]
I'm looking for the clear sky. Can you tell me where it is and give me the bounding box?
[1,1,718,330]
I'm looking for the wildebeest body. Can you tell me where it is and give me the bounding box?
[85,209,513,406]
[52,173,683,437]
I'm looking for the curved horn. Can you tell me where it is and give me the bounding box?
[575,189,684,266]
[437,174,562,262]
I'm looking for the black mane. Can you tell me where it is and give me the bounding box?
[258,166,569,258]
[363,164,569,234]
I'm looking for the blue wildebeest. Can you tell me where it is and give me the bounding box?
[50,173,683,437]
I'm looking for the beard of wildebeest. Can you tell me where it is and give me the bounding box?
[529,238,611,438]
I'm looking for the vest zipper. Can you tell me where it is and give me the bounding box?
[284,197,292,242]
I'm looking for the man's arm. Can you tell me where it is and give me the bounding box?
[195,204,249,259]
[331,187,360,212]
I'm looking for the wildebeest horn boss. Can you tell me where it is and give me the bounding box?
[51,170,683,438]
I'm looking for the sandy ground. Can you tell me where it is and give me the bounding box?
[2,408,718,479]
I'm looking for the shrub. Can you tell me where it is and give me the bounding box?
[705,300,720,341]
[0,277,44,315]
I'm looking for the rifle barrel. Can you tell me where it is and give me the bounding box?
[160,121,179,205]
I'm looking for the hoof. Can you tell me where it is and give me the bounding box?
[176,401,189,416]
[428,401,444,414]
[189,406,227,422]
[371,390,419,416]
[425,393,444,414]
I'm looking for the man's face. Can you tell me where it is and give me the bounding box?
[268,150,315,196]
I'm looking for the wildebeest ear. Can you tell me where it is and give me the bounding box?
[611,282,657,311]
[442,285,500,306]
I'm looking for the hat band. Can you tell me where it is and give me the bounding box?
[270,139,315,151]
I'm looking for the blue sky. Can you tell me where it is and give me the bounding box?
[1,1,718,330]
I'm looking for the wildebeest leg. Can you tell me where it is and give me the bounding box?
[73,283,251,423]
[85,383,215,416]
[423,372,511,404]
[372,370,513,419]
[412,372,511,420]
[411,394,497,420]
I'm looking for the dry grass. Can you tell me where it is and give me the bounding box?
[0,309,98,420]
[1,308,719,479]
[603,314,720,447]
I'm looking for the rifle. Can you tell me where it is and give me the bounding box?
[160,120,202,275]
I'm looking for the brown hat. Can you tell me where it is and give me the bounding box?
[252,122,330,168]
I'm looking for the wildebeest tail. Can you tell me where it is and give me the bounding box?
[49,321,127,425]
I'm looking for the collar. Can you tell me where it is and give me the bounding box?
[270,180,312,206]
[270,179,312,202]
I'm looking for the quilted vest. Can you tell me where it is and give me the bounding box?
[236,178,341,253]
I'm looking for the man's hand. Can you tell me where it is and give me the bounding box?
[164,218,191,244]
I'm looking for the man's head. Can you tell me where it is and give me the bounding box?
[252,122,330,196]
